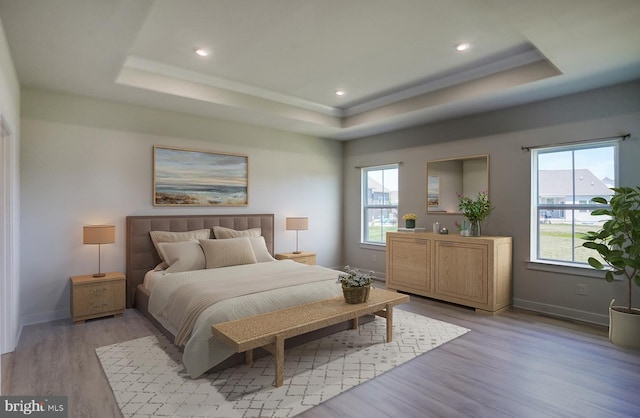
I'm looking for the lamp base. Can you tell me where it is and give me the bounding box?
[293,251,302,254]
[93,273,106,278]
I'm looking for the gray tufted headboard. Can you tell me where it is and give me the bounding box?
[125,214,275,308]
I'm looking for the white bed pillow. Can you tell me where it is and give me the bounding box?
[149,229,211,264]
[247,236,276,262]
[212,226,261,239]
[156,240,206,273]
[199,237,258,269]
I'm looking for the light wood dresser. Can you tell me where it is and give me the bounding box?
[70,272,125,324]
[386,231,512,314]
[275,251,316,265]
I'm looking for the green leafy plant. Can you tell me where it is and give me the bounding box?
[457,191,492,222]
[337,266,375,288]
[582,186,640,313]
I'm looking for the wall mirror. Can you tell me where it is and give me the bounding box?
[426,154,489,214]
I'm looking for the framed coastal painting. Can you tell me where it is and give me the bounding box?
[427,175,439,207]
[153,145,248,206]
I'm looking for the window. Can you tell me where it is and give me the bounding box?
[362,164,398,244]
[531,141,618,265]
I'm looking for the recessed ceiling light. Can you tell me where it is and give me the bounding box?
[455,43,470,52]
[335,90,346,96]
[195,48,210,57]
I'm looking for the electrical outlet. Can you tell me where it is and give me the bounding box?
[578,284,588,296]
[372,254,377,263]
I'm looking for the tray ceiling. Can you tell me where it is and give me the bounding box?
[1,0,639,139]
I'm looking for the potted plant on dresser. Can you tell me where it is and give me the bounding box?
[458,191,492,236]
[582,186,640,348]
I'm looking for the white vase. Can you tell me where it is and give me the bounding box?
[609,299,640,349]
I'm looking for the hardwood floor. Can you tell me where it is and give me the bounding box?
[3,294,639,418]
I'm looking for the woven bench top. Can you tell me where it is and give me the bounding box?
[212,288,409,352]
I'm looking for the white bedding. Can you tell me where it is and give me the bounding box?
[142,269,167,292]
[147,260,343,378]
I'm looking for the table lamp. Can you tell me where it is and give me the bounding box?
[83,225,115,277]
[285,217,308,254]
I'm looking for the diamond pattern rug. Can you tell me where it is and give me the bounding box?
[96,309,469,417]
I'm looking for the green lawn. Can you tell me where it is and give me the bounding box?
[539,223,605,264]
[367,225,397,243]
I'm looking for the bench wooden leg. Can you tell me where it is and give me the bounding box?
[352,316,359,329]
[274,334,284,387]
[263,334,286,387]
[245,349,253,365]
[386,304,393,342]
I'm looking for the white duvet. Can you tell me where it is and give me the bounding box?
[148,260,343,378]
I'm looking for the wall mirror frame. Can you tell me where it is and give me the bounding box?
[426,154,489,214]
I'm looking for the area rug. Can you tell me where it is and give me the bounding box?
[96,310,469,418]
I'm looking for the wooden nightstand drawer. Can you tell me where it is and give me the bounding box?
[71,272,125,324]
[275,252,316,265]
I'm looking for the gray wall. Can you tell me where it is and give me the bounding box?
[20,89,343,326]
[343,80,640,325]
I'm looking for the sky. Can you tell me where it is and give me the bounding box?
[537,145,616,181]
[155,147,248,186]
[367,166,399,192]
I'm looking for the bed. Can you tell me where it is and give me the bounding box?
[126,214,362,378]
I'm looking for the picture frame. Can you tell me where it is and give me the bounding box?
[153,145,248,206]
[427,175,440,207]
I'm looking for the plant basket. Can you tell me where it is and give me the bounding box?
[342,285,370,304]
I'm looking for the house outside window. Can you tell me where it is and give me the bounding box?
[362,164,398,244]
[531,142,618,265]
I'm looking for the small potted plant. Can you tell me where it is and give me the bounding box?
[402,213,417,228]
[337,266,375,304]
[582,186,640,348]
[458,191,492,236]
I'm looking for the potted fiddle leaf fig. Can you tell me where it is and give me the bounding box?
[582,186,640,348]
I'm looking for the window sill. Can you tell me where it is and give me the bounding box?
[526,260,608,279]
[359,242,386,251]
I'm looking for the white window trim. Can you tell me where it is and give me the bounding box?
[361,164,398,245]
[525,259,609,278]
[529,140,619,268]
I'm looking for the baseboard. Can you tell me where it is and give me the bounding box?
[513,298,609,326]
[20,308,69,329]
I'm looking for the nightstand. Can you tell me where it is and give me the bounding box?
[70,272,125,324]
[275,252,316,265]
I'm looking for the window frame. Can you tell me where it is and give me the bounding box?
[361,164,399,245]
[530,140,619,267]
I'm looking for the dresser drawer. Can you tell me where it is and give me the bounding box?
[293,255,316,265]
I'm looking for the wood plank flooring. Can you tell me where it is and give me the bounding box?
[3,293,639,418]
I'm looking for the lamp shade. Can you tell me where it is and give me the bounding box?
[83,225,115,245]
[286,217,308,231]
